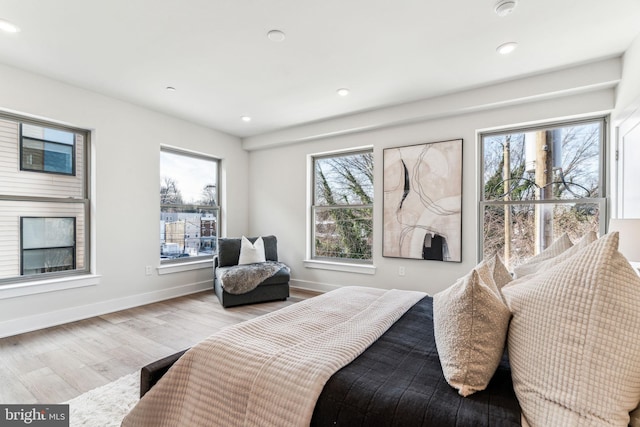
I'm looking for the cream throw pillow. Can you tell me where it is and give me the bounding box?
[238,236,266,265]
[502,232,640,426]
[513,231,595,278]
[433,255,512,397]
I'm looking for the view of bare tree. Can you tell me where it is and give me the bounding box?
[200,185,217,206]
[482,121,603,269]
[314,152,373,260]
[160,177,184,205]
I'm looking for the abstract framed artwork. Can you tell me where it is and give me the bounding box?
[383,139,462,262]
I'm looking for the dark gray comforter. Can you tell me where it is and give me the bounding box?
[311,296,521,427]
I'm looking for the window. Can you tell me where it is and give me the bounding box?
[0,114,90,284]
[160,148,219,263]
[312,149,373,262]
[480,117,606,270]
[21,123,75,175]
[21,217,75,275]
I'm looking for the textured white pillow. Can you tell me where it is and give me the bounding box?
[433,255,512,396]
[513,231,596,278]
[238,236,266,265]
[502,232,640,426]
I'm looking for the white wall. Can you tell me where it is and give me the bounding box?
[0,63,249,337]
[616,33,640,118]
[246,60,618,296]
[611,33,640,218]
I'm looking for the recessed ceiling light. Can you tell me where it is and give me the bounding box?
[241,116,252,122]
[0,18,20,33]
[267,30,286,42]
[496,42,518,55]
[494,0,517,17]
[166,86,176,91]
[337,88,350,97]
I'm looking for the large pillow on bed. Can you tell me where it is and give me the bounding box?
[502,232,640,426]
[433,255,512,397]
[513,231,595,278]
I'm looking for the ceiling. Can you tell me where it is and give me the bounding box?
[1,0,640,138]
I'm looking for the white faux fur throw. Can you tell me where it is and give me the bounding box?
[216,261,288,294]
[121,286,425,427]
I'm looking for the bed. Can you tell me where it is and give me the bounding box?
[123,287,521,427]
[123,232,640,427]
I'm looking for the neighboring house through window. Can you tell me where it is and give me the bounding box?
[311,149,374,263]
[0,114,90,284]
[479,117,607,270]
[160,148,219,263]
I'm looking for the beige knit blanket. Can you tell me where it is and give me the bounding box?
[121,286,425,427]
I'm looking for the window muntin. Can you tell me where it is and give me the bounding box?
[21,124,75,175]
[160,149,219,262]
[0,115,89,284]
[479,118,606,270]
[312,150,373,262]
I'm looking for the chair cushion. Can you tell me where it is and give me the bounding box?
[256,265,290,285]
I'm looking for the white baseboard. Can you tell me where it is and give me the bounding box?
[289,278,341,294]
[0,280,213,339]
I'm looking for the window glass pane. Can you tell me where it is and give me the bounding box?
[314,207,373,260]
[315,152,373,206]
[22,248,74,274]
[160,207,218,259]
[22,138,74,175]
[22,140,74,174]
[160,151,217,205]
[22,217,75,249]
[43,141,73,173]
[22,124,74,145]
[482,202,601,270]
[483,121,602,201]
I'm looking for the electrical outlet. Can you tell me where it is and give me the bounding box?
[398,266,405,276]
[145,265,153,276]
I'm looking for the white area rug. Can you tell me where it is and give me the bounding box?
[64,373,139,427]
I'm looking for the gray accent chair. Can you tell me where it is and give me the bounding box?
[213,235,290,308]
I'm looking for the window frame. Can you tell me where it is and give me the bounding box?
[0,112,91,285]
[310,148,374,264]
[478,116,608,264]
[159,147,220,265]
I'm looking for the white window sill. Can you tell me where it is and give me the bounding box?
[157,259,213,275]
[303,259,376,275]
[0,274,101,300]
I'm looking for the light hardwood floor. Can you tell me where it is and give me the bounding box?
[0,288,319,404]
